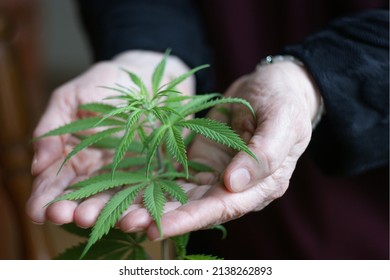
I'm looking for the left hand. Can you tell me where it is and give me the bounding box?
[119,61,323,240]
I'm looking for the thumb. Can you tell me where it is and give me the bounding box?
[223,108,294,193]
[31,91,73,175]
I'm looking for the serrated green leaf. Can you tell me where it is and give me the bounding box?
[176,93,221,118]
[210,224,228,240]
[101,156,146,170]
[159,106,183,119]
[165,64,209,92]
[185,97,255,117]
[128,245,149,260]
[165,126,188,177]
[78,103,127,119]
[143,182,165,235]
[151,106,183,124]
[137,126,147,144]
[155,89,183,99]
[159,180,187,204]
[121,69,149,99]
[49,171,146,204]
[80,183,146,259]
[55,242,88,260]
[112,111,142,176]
[98,85,136,98]
[61,223,90,238]
[178,118,257,161]
[93,106,133,127]
[188,160,214,172]
[151,107,168,124]
[55,231,149,260]
[33,116,124,140]
[171,233,190,260]
[57,127,123,174]
[183,130,196,147]
[157,171,188,180]
[75,135,144,153]
[99,83,141,99]
[185,254,223,260]
[152,49,170,94]
[162,93,191,104]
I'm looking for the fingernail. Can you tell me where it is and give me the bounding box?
[229,168,250,192]
[31,156,38,174]
[151,237,162,242]
[126,226,143,233]
[31,220,44,225]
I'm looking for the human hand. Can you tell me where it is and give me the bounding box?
[27,50,195,226]
[118,60,323,240]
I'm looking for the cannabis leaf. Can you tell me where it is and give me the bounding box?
[57,127,123,174]
[48,171,146,204]
[152,49,171,93]
[111,110,142,177]
[33,116,124,140]
[166,126,188,177]
[171,226,226,260]
[143,181,166,235]
[81,183,146,259]
[178,118,257,160]
[56,225,149,260]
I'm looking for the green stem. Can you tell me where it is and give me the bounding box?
[161,239,170,260]
[155,147,170,260]
[149,113,170,260]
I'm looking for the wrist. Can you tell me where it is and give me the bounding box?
[258,55,324,129]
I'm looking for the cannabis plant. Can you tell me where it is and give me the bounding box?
[36,50,256,259]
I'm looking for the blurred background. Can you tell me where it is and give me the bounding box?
[0,0,158,259]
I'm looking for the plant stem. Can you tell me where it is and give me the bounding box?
[156,146,164,172]
[162,239,170,260]
[155,141,170,259]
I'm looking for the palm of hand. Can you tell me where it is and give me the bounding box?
[124,66,314,239]
[28,52,195,225]
[28,59,315,242]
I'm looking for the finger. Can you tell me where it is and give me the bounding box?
[119,203,180,233]
[146,183,265,240]
[119,206,151,232]
[73,189,117,228]
[230,102,256,143]
[224,107,298,193]
[45,200,79,225]
[119,183,206,233]
[32,91,74,175]
[26,159,77,224]
[187,107,232,184]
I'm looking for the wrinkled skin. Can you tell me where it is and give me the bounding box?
[27,51,322,241]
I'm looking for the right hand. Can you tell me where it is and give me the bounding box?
[27,50,195,227]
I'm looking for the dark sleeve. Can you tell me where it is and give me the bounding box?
[283,9,389,176]
[76,0,211,91]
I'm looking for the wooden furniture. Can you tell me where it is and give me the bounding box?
[0,0,52,259]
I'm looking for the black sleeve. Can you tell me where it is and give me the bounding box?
[76,0,211,90]
[283,9,389,176]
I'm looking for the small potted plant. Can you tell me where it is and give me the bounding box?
[35,50,256,260]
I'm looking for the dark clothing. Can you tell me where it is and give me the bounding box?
[77,0,389,259]
[284,10,389,176]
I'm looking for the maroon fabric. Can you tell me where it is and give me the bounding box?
[187,0,389,259]
[189,155,389,259]
[198,0,388,92]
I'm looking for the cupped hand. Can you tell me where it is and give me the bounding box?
[119,61,323,240]
[27,50,195,225]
